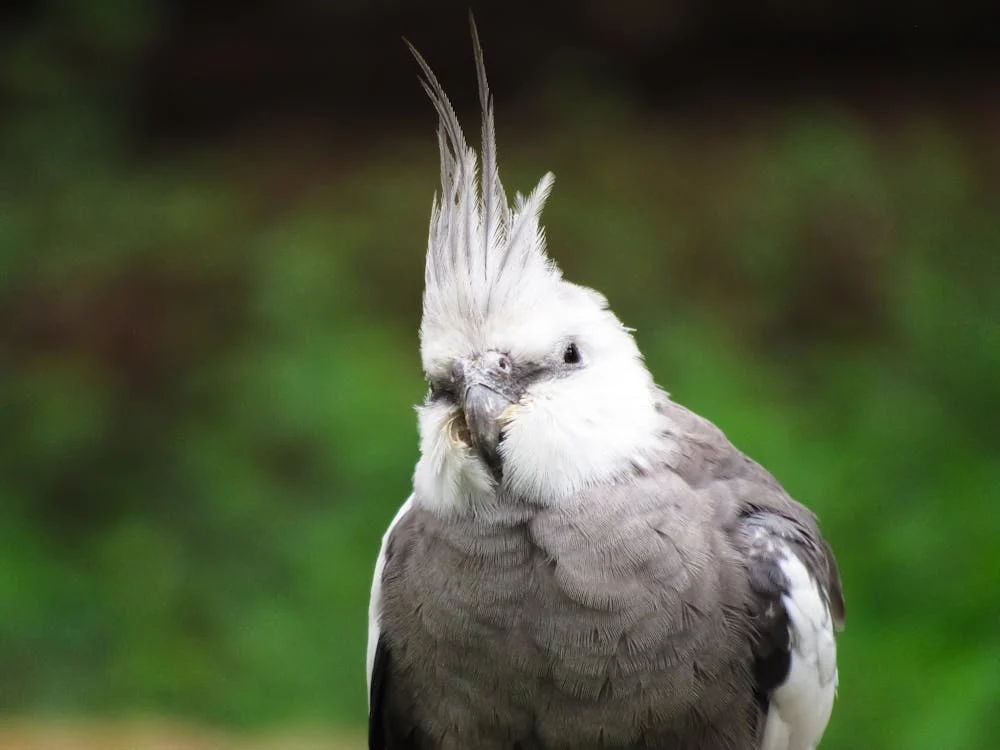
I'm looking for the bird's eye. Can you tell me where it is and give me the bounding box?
[563,342,582,365]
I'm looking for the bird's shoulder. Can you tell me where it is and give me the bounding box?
[655,395,845,750]
[655,395,844,621]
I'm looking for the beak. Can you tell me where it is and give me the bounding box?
[454,351,520,479]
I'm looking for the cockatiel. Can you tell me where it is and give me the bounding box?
[367,21,844,750]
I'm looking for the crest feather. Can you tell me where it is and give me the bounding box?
[407,17,561,362]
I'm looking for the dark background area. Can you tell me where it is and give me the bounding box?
[1,1,998,748]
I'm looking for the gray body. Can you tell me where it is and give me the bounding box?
[371,397,843,749]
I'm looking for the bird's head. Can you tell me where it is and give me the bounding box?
[411,27,663,513]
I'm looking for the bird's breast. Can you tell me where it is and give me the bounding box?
[378,490,758,748]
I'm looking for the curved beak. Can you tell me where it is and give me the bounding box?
[463,384,513,478]
[454,351,521,480]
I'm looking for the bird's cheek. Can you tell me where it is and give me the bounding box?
[498,396,532,430]
[447,410,472,448]
[419,405,470,464]
[494,400,524,452]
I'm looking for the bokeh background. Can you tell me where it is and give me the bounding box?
[2,1,999,748]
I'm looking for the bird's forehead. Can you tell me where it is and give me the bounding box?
[420,282,610,376]
[421,310,565,377]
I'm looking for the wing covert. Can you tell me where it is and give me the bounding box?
[741,511,844,750]
[367,496,419,750]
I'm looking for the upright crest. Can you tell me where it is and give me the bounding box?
[408,17,562,359]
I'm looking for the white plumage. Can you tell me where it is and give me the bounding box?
[760,550,840,750]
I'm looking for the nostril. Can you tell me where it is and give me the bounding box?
[451,360,465,382]
[497,355,510,372]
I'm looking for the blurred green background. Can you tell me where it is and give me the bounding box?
[1,1,999,748]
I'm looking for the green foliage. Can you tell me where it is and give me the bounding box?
[1,8,999,747]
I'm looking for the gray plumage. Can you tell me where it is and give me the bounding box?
[372,398,843,749]
[369,20,844,750]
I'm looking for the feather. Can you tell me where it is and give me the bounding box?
[408,16,562,362]
[470,13,508,289]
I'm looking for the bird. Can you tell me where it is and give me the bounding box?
[367,19,845,750]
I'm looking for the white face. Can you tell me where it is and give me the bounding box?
[414,280,662,513]
[407,52,664,513]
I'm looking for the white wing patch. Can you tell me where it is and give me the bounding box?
[366,494,415,702]
[760,548,839,750]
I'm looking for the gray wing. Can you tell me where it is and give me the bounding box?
[661,398,845,750]
[370,635,424,750]
[368,634,392,750]
[368,496,422,750]
[740,510,844,750]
